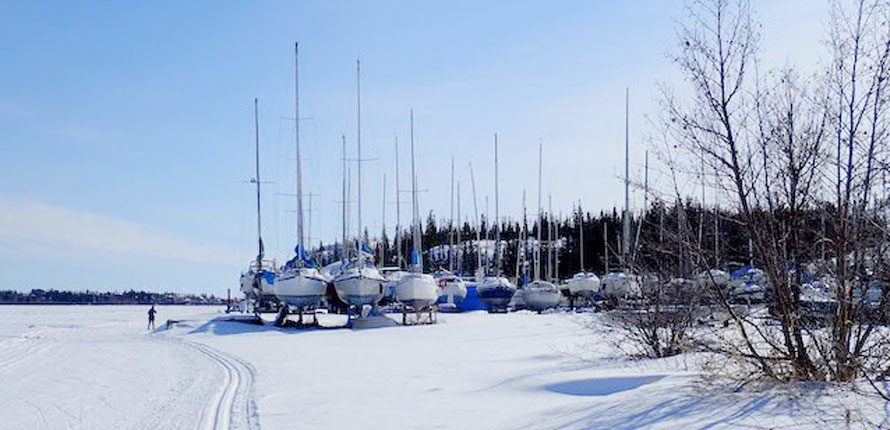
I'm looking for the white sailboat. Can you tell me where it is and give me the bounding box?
[603,88,642,301]
[240,98,278,311]
[521,140,561,312]
[476,134,517,311]
[395,109,440,315]
[333,59,386,310]
[566,201,600,303]
[273,43,328,321]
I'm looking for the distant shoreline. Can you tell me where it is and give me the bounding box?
[0,302,224,306]
[0,289,226,306]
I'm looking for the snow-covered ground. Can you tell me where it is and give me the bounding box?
[1,305,887,429]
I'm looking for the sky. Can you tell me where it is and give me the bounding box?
[0,0,828,295]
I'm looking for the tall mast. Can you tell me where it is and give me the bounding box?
[536,140,543,281]
[494,133,501,277]
[469,162,481,276]
[294,43,305,253]
[449,157,455,272]
[394,136,401,269]
[341,134,348,259]
[356,58,363,251]
[622,87,631,271]
[347,165,352,247]
[410,109,422,272]
[254,98,263,266]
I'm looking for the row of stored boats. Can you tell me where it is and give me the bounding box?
[237,44,642,319]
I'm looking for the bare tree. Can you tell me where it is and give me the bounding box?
[656,0,890,385]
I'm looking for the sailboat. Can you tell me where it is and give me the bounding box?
[273,43,328,323]
[380,136,410,306]
[332,59,386,311]
[566,201,600,305]
[602,88,642,301]
[395,109,440,320]
[240,98,278,311]
[435,157,467,312]
[520,141,561,312]
[476,134,517,312]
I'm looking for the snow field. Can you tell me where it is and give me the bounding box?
[2,305,888,429]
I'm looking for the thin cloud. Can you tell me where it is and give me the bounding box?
[0,197,239,265]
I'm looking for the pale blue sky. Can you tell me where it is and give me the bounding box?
[0,1,825,294]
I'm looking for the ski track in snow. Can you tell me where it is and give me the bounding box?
[162,335,261,430]
[0,306,261,430]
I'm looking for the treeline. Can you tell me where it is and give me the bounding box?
[0,289,224,305]
[311,200,793,279]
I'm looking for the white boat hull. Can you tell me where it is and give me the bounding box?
[274,268,328,309]
[395,273,440,309]
[333,266,386,307]
[566,273,600,297]
[521,280,561,311]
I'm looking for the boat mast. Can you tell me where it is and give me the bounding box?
[622,87,631,272]
[449,157,455,272]
[469,162,481,277]
[536,140,543,282]
[341,134,348,260]
[394,136,401,269]
[254,98,264,269]
[356,59,363,256]
[294,43,305,255]
[494,133,501,277]
[410,109,422,272]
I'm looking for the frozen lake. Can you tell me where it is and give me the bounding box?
[0,305,884,429]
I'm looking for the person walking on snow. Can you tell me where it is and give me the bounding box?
[147,305,157,330]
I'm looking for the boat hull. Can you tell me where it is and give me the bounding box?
[477,276,517,309]
[396,273,440,310]
[521,281,561,311]
[566,273,600,297]
[274,269,329,309]
[333,267,386,307]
